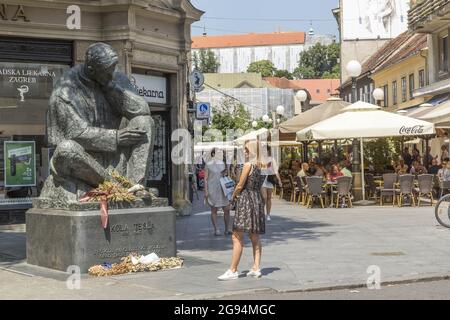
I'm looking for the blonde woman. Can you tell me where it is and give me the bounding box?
[260,145,281,221]
[218,141,265,281]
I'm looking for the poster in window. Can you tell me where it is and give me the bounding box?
[4,141,36,187]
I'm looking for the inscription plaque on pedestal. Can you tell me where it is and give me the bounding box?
[26,207,176,273]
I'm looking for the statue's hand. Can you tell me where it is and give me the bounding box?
[117,128,146,146]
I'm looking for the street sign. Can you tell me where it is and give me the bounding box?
[196,102,210,119]
[190,70,204,91]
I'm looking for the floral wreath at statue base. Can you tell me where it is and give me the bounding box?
[88,253,183,277]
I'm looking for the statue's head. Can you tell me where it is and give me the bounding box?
[84,43,119,86]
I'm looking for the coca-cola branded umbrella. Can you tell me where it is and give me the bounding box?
[296,101,435,202]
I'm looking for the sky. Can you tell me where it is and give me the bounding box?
[190,0,340,38]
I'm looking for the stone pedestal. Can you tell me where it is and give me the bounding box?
[26,206,176,273]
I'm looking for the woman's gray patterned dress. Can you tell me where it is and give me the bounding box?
[233,164,265,234]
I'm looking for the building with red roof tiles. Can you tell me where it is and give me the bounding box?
[370,33,428,112]
[192,32,306,49]
[192,31,335,73]
[264,77,340,106]
[338,31,428,108]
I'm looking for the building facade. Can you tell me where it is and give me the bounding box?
[0,0,203,216]
[339,31,419,105]
[409,0,450,99]
[407,0,450,158]
[371,33,428,112]
[334,0,411,83]
[192,31,335,74]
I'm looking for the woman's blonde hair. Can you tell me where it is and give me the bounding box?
[244,140,263,167]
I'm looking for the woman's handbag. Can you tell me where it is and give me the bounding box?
[220,176,235,200]
[267,174,279,186]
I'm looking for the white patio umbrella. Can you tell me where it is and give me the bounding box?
[233,128,269,145]
[296,101,436,201]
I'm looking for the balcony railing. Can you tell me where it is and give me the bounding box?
[408,0,450,31]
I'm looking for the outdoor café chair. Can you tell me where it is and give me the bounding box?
[415,174,434,206]
[278,174,289,199]
[376,173,397,206]
[305,176,326,209]
[289,175,297,202]
[280,176,293,201]
[439,180,450,198]
[364,173,377,200]
[294,176,306,206]
[395,174,415,207]
[333,176,353,208]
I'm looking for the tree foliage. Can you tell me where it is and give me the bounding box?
[364,138,400,173]
[193,49,220,73]
[209,98,253,137]
[274,69,294,79]
[293,43,340,79]
[247,60,277,77]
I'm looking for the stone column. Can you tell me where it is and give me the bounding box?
[172,51,192,216]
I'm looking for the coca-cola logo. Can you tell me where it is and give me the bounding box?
[399,125,424,135]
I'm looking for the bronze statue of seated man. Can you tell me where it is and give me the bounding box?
[38,42,155,208]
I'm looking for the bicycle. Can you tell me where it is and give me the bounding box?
[435,193,450,228]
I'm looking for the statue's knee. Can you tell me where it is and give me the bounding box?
[55,140,83,157]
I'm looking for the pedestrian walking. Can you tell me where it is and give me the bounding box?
[205,148,231,236]
[218,141,265,281]
[260,145,281,221]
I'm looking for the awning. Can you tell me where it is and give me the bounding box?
[268,141,302,147]
[408,93,450,121]
[419,99,450,122]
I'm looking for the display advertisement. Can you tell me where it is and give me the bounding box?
[343,0,410,40]
[4,141,36,187]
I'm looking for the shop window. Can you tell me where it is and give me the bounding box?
[369,83,374,104]
[439,34,449,74]
[409,73,415,100]
[401,77,407,102]
[0,61,69,198]
[392,80,398,105]
[419,69,425,88]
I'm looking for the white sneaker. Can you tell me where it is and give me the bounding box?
[266,215,271,221]
[247,269,262,278]
[218,269,239,281]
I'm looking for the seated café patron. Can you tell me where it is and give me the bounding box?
[410,161,428,175]
[396,159,408,175]
[327,165,343,182]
